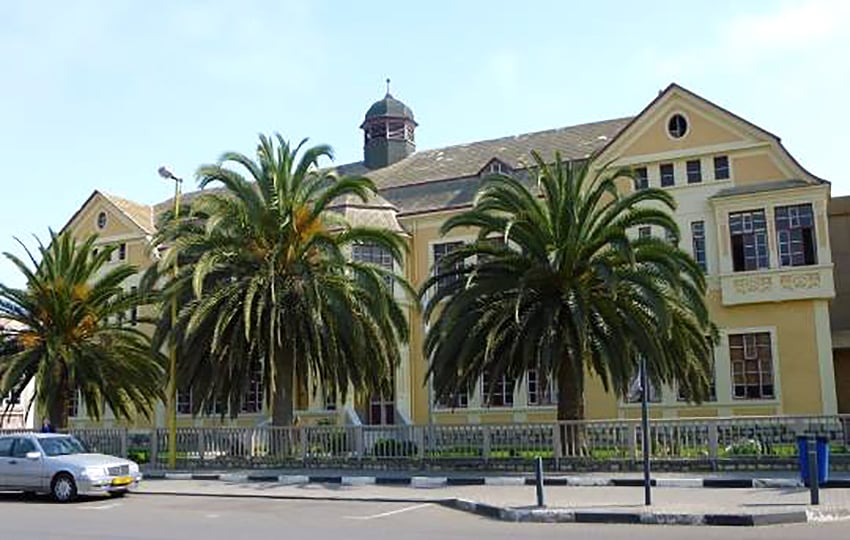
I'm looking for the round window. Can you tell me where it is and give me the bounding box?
[97,212,107,229]
[667,114,688,139]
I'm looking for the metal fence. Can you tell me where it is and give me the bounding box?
[5,415,850,471]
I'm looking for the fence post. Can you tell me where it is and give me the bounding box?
[197,429,205,464]
[120,428,128,459]
[482,425,491,462]
[415,426,426,461]
[149,428,159,469]
[552,423,562,469]
[300,426,309,464]
[708,421,719,470]
[629,423,638,462]
[354,426,364,462]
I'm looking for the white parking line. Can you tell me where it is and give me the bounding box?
[344,503,432,521]
[79,502,121,511]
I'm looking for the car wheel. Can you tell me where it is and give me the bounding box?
[51,473,77,503]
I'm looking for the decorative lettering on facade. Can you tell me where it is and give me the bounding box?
[779,272,821,290]
[732,276,773,294]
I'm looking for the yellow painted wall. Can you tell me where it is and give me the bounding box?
[731,153,786,185]
[71,199,134,239]
[620,102,745,157]
[710,297,823,414]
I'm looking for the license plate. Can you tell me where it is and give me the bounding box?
[111,476,133,486]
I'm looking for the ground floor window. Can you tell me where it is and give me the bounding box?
[177,388,193,415]
[730,332,775,399]
[526,369,556,406]
[67,391,79,418]
[481,369,515,407]
[240,363,263,413]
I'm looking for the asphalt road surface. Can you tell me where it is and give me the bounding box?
[0,492,848,540]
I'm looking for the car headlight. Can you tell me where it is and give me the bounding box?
[83,466,108,479]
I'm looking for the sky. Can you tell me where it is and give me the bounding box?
[1,0,848,287]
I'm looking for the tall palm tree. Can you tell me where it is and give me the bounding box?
[0,232,163,428]
[421,151,716,421]
[150,134,410,426]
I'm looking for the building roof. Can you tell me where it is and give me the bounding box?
[362,92,416,125]
[101,192,156,234]
[710,179,818,199]
[149,117,631,219]
[365,117,632,191]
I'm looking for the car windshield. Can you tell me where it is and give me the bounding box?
[39,436,87,457]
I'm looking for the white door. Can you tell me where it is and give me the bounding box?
[8,437,43,490]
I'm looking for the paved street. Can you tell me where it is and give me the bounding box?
[0,492,849,539]
[139,478,850,515]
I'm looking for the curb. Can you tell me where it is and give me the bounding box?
[446,499,847,526]
[142,472,850,489]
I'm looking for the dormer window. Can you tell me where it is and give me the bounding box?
[481,159,511,177]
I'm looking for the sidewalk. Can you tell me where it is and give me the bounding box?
[137,476,850,526]
[141,468,850,488]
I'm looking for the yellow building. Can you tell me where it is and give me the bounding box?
[62,83,839,428]
[829,195,850,413]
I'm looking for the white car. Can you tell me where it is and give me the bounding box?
[0,433,142,502]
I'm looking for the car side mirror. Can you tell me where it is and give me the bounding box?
[25,451,42,460]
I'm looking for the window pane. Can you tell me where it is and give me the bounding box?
[660,164,675,187]
[713,156,730,180]
[686,160,702,184]
[527,369,556,406]
[775,204,817,267]
[690,221,707,272]
[240,362,263,413]
[482,368,515,407]
[729,210,769,271]
[634,167,648,190]
[433,241,464,293]
[0,438,12,457]
[354,243,395,291]
[730,332,773,400]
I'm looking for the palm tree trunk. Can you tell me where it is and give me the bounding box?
[271,343,295,427]
[557,358,586,457]
[48,389,69,431]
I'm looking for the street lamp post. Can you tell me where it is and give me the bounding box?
[640,355,652,506]
[158,166,182,470]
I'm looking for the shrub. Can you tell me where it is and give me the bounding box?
[371,438,418,457]
[127,449,150,464]
[725,439,763,456]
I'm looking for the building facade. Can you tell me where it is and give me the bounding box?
[61,84,839,428]
[829,195,850,414]
[0,319,36,429]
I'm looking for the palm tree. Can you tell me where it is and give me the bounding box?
[0,232,163,429]
[421,151,716,422]
[149,134,410,426]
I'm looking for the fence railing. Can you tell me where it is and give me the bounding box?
[5,415,849,471]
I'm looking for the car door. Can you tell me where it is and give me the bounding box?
[0,437,14,488]
[8,437,43,490]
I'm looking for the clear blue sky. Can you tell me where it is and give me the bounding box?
[1,0,848,287]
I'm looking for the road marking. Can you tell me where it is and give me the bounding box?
[79,502,121,511]
[206,514,220,519]
[345,503,432,521]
